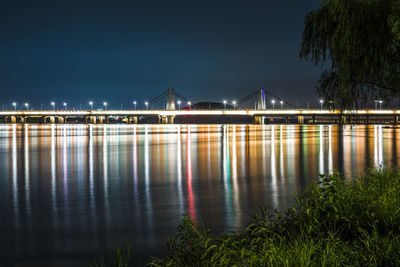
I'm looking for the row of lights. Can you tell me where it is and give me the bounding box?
[9,101,192,111]
[8,99,385,111]
[11,101,94,111]
[9,100,282,110]
[318,99,384,110]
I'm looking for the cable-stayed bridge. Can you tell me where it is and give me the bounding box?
[1,88,399,125]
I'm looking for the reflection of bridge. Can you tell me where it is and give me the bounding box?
[1,88,400,124]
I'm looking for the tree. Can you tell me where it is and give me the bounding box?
[300,0,400,108]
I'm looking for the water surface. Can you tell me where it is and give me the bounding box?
[0,124,398,266]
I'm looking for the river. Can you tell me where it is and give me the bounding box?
[0,124,398,266]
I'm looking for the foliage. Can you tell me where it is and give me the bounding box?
[149,169,400,266]
[90,244,135,267]
[300,0,400,108]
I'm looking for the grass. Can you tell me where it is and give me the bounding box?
[91,168,400,266]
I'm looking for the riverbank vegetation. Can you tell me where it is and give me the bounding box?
[91,169,400,266]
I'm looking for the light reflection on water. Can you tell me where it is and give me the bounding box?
[0,124,398,266]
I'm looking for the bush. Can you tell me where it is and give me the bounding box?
[150,169,400,266]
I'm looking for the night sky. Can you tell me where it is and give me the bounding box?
[0,0,322,110]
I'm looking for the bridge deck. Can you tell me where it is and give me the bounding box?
[0,109,399,116]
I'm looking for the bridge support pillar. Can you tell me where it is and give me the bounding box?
[366,115,370,125]
[5,116,17,123]
[19,116,26,124]
[394,115,399,125]
[91,116,97,124]
[297,116,304,125]
[129,116,138,124]
[339,115,348,125]
[285,116,290,124]
[58,116,65,124]
[312,116,316,124]
[98,116,110,124]
[159,115,175,124]
[86,116,97,124]
[254,116,265,125]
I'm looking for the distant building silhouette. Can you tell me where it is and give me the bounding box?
[184,102,234,110]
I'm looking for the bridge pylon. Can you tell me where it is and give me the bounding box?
[257,87,266,109]
[166,88,176,110]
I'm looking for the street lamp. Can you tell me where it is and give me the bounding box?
[271,100,275,109]
[24,103,29,110]
[12,102,16,111]
[379,100,383,109]
[374,100,378,109]
[133,101,136,110]
[177,100,181,109]
[280,100,283,109]
[89,101,93,110]
[320,99,324,110]
[223,100,227,109]
[63,102,67,110]
[145,101,148,110]
[103,102,107,109]
[232,101,236,109]
[188,101,191,110]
